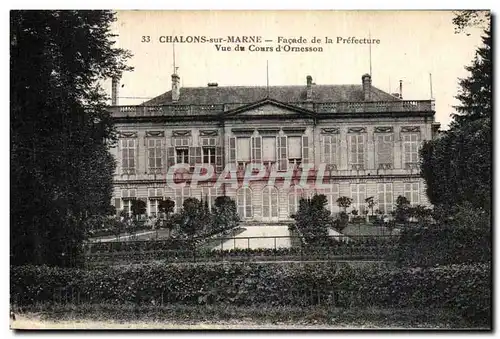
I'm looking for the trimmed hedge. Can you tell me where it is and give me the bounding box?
[11,262,490,325]
[395,226,491,267]
[83,237,398,266]
[84,244,397,267]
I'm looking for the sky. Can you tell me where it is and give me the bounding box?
[108,10,488,129]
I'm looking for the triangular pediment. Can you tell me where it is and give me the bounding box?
[224,98,315,118]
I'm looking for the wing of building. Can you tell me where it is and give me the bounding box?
[108,72,440,222]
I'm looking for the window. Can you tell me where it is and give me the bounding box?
[149,199,159,217]
[288,137,301,159]
[121,189,136,217]
[173,137,190,147]
[288,136,303,168]
[404,182,420,205]
[174,187,190,213]
[350,184,366,214]
[148,188,163,217]
[277,136,288,171]
[203,147,216,165]
[322,135,339,166]
[378,183,393,215]
[262,137,276,163]
[237,138,251,162]
[349,134,365,168]
[200,137,217,147]
[288,186,304,216]
[121,139,136,173]
[262,186,279,219]
[229,137,237,166]
[376,134,393,168]
[148,139,163,171]
[403,133,419,164]
[251,136,262,163]
[122,200,132,217]
[323,184,340,214]
[237,187,252,218]
[176,149,189,164]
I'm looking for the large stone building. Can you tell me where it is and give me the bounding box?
[109,72,439,222]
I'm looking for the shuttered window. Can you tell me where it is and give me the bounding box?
[251,136,262,162]
[237,138,251,162]
[277,136,288,171]
[321,135,338,166]
[262,137,276,162]
[376,134,393,167]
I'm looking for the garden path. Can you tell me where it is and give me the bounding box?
[215,225,291,250]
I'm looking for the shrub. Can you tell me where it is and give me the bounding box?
[395,225,491,267]
[334,212,349,231]
[212,196,240,233]
[294,194,331,243]
[10,262,490,326]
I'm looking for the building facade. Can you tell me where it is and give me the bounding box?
[109,73,440,222]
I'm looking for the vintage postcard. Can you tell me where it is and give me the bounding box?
[10,10,491,330]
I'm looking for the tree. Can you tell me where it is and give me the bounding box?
[420,27,491,216]
[410,204,433,225]
[452,29,491,127]
[213,196,239,233]
[452,10,490,34]
[394,196,411,225]
[336,196,353,213]
[131,200,147,219]
[365,197,376,216]
[180,198,204,238]
[295,194,331,243]
[158,198,175,219]
[10,11,132,267]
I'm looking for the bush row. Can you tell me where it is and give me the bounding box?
[84,244,396,265]
[395,226,491,266]
[11,262,490,324]
[87,235,396,254]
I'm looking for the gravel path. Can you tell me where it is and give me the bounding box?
[9,315,376,330]
[216,226,291,250]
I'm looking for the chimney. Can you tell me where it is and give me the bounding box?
[362,74,372,101]
[111,76,119,106]
[171,73,180,102]
[399,80,403,100]
[306,75,313,101]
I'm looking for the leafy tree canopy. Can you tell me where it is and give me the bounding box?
[11,10,132,266]
[419,17,491,217]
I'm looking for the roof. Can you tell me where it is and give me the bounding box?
[142,84,400,106]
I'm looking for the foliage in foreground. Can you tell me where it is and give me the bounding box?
[420,29,491,216]
[395,225,491,267]
[11,262,490,326]
[11,10,132,267]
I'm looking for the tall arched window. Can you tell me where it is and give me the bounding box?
[322,184,340,215]
[237,187,252,219]
[262,186,279,220]
[288,186,304,216]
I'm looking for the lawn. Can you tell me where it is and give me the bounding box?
[89,228,174,242]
